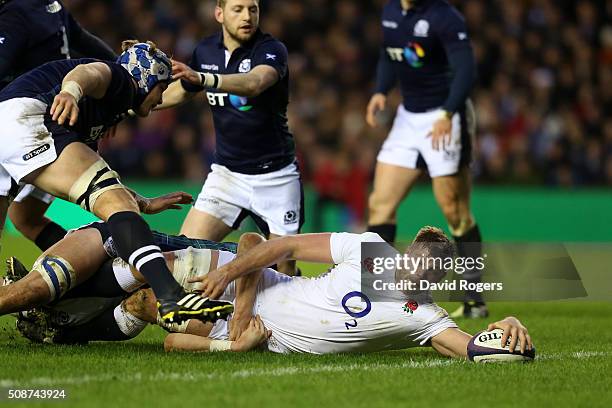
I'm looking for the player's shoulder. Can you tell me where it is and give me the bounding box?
[193,33,222,54]
[429,0,466,23]
[0,0,29,18]
[253,31,287,53]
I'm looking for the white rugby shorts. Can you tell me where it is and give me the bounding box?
[0,98,57,197]
[377,101,476,177]
[193,162,303,236]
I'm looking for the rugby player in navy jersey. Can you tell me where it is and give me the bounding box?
[0,41,233,324]
[0,0,117,251]
[157,0,301,276]
[365,0,487,318]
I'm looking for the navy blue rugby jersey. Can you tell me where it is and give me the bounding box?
[0,0,116,90]
[181,29,295,174]
[0,58,136,147]
[375,0,476,113]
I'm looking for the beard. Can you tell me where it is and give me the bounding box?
[226,25,256,44]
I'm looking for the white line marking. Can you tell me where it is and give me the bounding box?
[1,350,608,387]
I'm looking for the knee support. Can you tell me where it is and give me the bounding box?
[172,247,212,291]
[33,255,76,301]
[68,159,124,212]
[114,302,148,338]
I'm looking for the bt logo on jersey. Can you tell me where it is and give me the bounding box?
[386,42,426,68]
[206,92,253,111]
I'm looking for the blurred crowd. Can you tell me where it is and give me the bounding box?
[64,0,612,221]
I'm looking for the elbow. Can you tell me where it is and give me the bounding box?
[164,334,177,352]
[243,76,265,97]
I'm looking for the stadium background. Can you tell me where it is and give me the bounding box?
[1,2,611,406]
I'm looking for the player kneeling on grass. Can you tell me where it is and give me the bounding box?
[2,224,532,358]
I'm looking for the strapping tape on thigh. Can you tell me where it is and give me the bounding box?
[33,255,76,301]
[68,159,123,211]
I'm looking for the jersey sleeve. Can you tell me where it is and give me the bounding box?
[251,40,288,79]
[180,48,205,93]
[101,62,136,109]
[434,8,471,54]
[435,7,476,113]
[330,232,385,266]
[0,6,29,78]
[408,304,458,346]
[66,13,117,61]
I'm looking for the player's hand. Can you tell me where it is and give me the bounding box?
[487,316,533,354]
[141,192,193,214]
[50,92,80,126]
[189,267,230,299]
[171,59,201,85]
[366,93,387,127]
[233,315,271,351]
[229,312,251,341]
[427,115,452,151]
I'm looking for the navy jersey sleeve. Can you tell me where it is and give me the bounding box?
[101,62,136,108]
[435,9,476,113]
[180,48,205,93]
[65,12,117,61]
[0,6,28,78]
[251,40,288,79]
[374,48,397,95]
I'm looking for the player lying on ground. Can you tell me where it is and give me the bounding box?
[2,224,533,356]
[1,225,268,350]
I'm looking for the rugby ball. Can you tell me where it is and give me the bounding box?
[468,329,535,363]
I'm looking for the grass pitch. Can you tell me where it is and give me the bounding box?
[1,235,611,407]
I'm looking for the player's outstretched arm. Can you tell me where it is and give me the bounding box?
[50,62,112,126]
[430,316,533,358]
[191,233,333,299]
[164,315,270,353]
[172,60,278,98]
[155,79,196,110]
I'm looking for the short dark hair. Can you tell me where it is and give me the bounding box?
[395,226,455,291]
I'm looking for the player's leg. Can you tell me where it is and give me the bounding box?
[368,105,423,243]
[249,162,303,276]
[180,163,249,241]
[25,142,232,323]
[8,186,66,251]
[425,102,486,318]
[179,208,233,241]
[52,291,154,344]
[0,227,108,315]
[367,162,422,243]
[0,195,8,245]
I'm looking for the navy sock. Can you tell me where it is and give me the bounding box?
[368,224,397,243]
[107,212,182,301]
[453,224,484,303]
[34,222,67,251]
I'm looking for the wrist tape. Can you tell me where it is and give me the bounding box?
[199,72,223,89]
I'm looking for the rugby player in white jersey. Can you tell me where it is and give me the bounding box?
[166,227,532,356]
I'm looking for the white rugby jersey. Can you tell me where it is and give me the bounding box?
[206,232,457,354]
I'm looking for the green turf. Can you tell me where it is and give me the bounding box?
[1,235,611,407]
